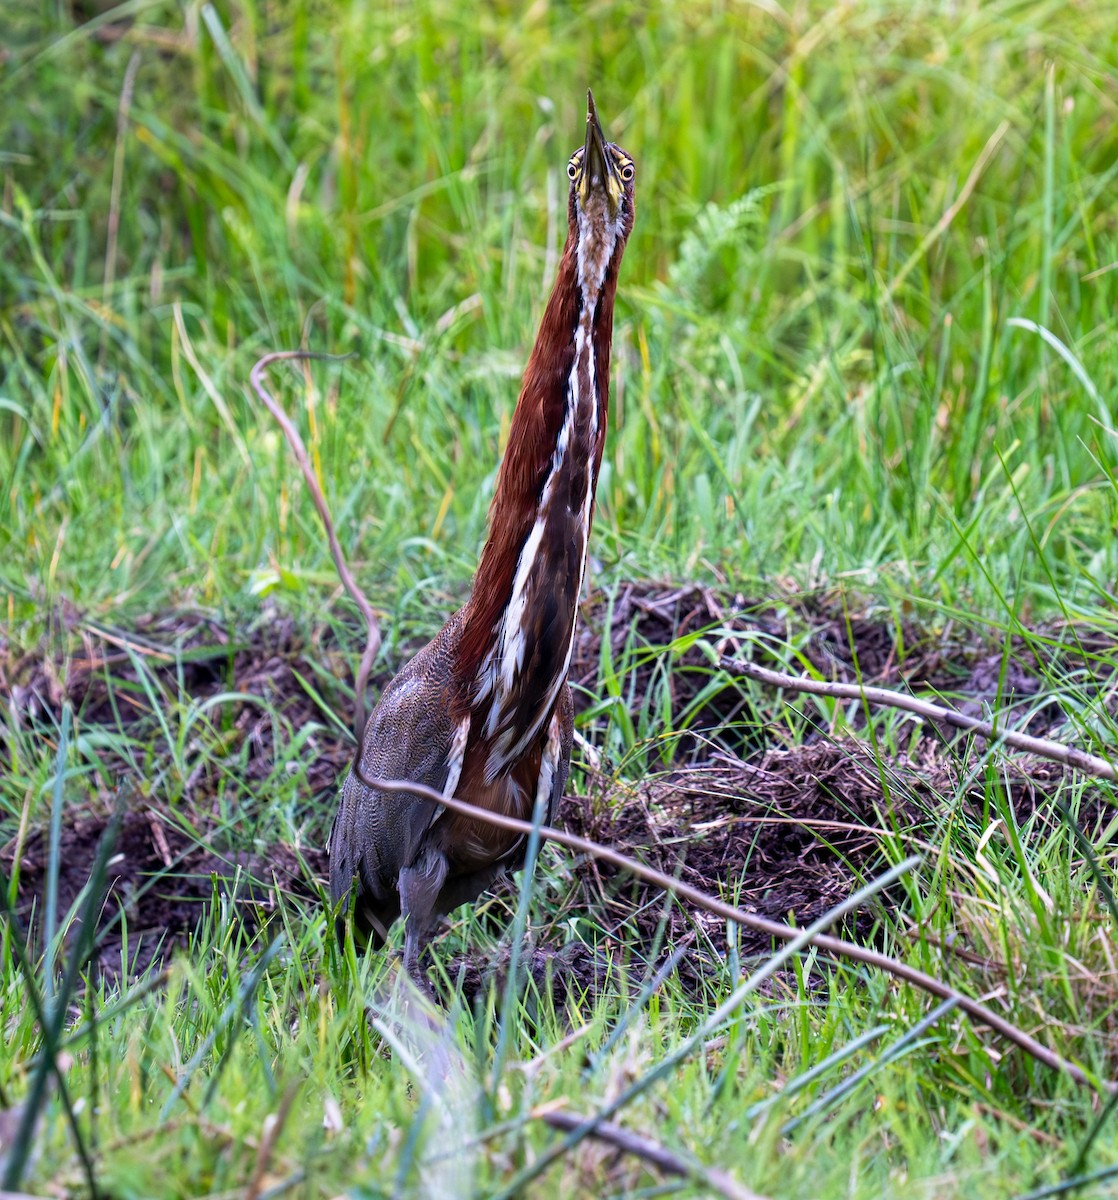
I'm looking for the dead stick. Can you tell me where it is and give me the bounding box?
[349,763,1107,1091]
[245,1081,300,1200]
[249,350,380,741]
[538,1108,769,1200]
[719,656,1117,783]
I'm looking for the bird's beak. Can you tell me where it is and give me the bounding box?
[579,90,623,218]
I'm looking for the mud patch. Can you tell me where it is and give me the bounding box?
[4,806,328,975]
[2,606,359,806]
[568,585,948,758]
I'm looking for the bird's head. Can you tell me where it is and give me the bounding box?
[566,90,635,290]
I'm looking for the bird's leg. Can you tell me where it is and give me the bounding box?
[399,848,449,992]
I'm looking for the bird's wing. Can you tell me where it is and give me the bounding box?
[328,616,465,915]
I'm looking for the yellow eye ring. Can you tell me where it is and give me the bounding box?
[620,163,634,182]
[567,161,579,180]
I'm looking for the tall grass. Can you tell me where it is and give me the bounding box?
[3,0,1116,629]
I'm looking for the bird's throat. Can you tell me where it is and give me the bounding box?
[475,298,601,775]
[457,233,621,778]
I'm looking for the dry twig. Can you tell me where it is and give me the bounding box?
[538,1107,769,1200]
[720,656,1116,782]
[249,351,379,740]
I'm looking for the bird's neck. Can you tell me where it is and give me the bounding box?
[455,228,621,773]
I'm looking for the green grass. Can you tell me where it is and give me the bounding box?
[3,0,1118,1196]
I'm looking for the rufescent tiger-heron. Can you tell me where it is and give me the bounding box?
[329,91,636,984]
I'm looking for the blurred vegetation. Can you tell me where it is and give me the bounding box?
[3,0,1117,633]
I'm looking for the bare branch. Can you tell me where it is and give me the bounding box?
[249,350,379,740]
[538,1107,769,1200]
[719,656,1116,783]
[350,762,1108,1091]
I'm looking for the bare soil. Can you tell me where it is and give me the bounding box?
[2,584,1113,987]
[8,808,327,976]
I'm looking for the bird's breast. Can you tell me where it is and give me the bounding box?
[439,735,544,869]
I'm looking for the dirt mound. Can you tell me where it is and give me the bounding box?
[2,584,1113,986]
[555,742,929,965]
[444,741,935,999]
[450,741,1101,994]
[569,584,1115,758]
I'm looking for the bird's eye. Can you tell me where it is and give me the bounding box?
[620,162,634,182]
[567,160,578,180]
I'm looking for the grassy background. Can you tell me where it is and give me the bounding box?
[5,0,1117,625]
[3,0,1118,1196]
